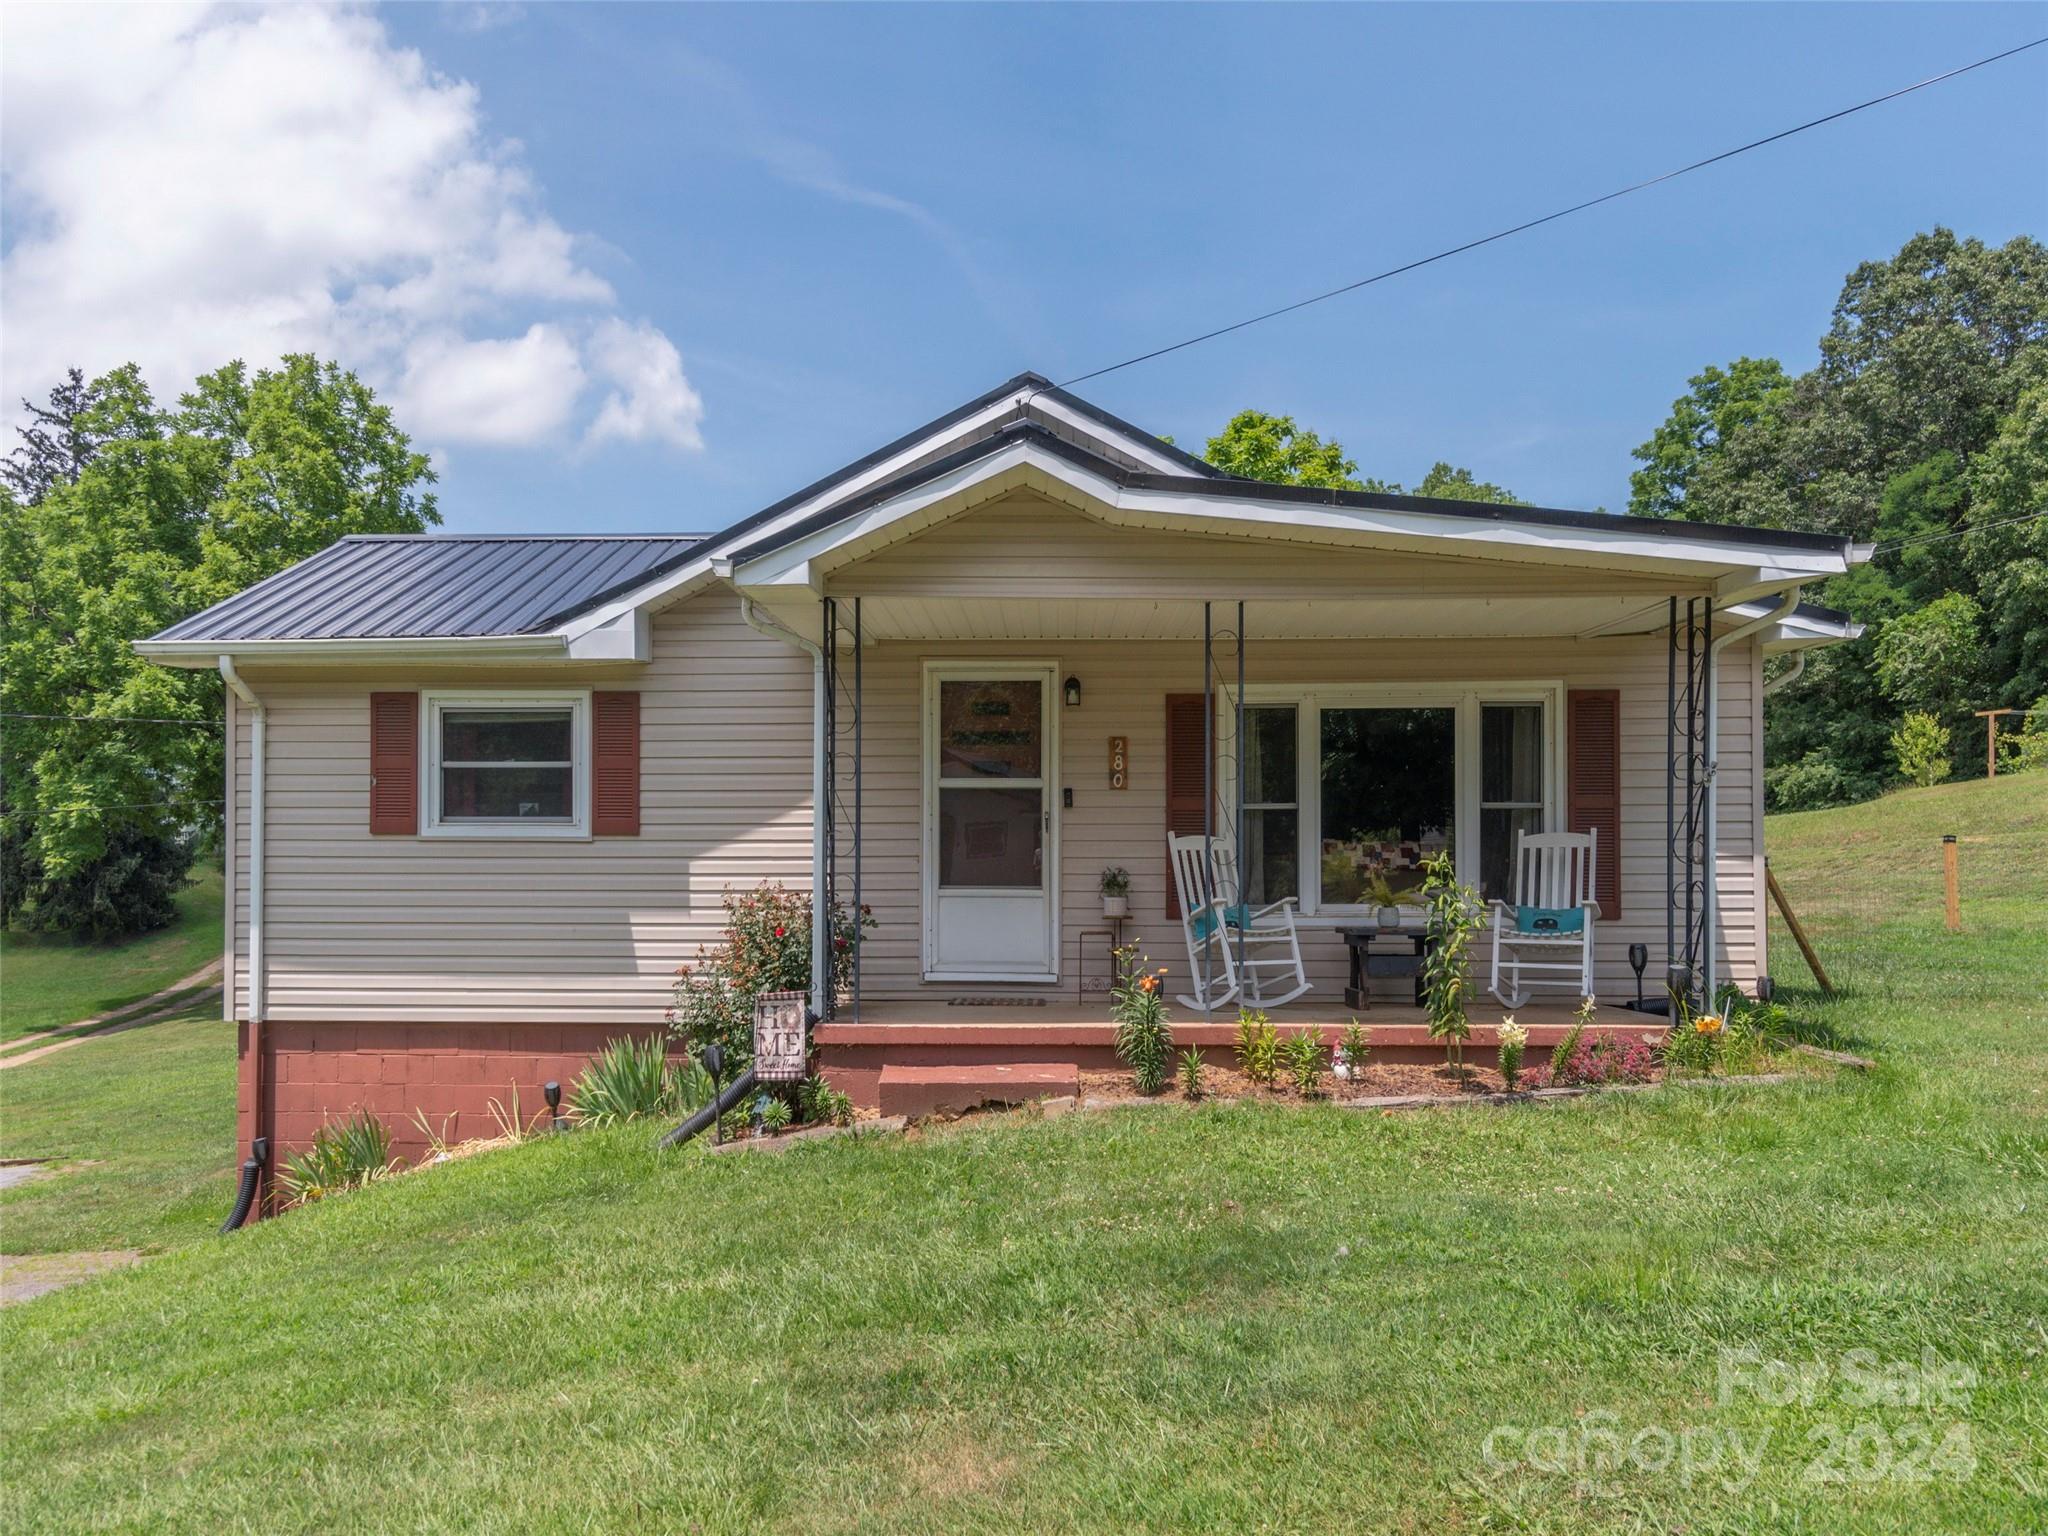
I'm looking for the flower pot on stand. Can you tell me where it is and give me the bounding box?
[1376,905,1402,931]
[1102,895,1129,920]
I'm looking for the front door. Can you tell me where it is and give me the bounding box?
[924,663,1058,981]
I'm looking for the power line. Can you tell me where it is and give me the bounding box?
[1870,508,2048,554]
[0,712,223,728]
[1052,36,2048,392]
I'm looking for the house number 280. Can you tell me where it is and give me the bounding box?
[1108,736,1128,790]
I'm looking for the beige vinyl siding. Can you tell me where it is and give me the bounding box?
[832,631,1764,1005]
[229,589,813,1023]
[835,493,1667,602]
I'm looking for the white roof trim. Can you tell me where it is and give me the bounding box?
[136,633,573,668]
[559,384,1198,642]
[728,437,1857,592]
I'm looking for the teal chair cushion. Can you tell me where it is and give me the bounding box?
[1516,905,1585,935]
[1190,903,1252,943]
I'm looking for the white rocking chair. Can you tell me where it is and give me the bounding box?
[1488,829,1599,1008]
[1168,831,1312,1014]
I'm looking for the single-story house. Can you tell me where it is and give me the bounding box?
[137,373,1864,1174]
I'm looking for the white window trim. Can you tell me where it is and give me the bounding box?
[419,689,593,840]
[1221,681,1564,924]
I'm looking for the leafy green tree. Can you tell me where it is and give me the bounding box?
[1636,229,2048,801]
[1202,410,1371,490]
[1,357,437,937]
[1889,712,1952,787]
[1201,410,1522,504]
[1963,382,2048,707]
[1628,357,1791,520]
[1408,461,1526,506]
[1873,592,1987,727]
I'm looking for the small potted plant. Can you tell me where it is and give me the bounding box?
[1100,866,1131,919]
[1365,869,1404,930]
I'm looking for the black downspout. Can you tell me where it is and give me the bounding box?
[221,1136,269,1233]
[657,1069,761,1149]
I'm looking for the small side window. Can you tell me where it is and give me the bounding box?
[423,694,589,837]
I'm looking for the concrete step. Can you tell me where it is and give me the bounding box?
[877,1061,1079,1118]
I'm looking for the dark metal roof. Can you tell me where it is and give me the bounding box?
[152,534,707,642]
[722,420,1860,566]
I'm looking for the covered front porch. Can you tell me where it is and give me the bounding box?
[708,419,1855,1102]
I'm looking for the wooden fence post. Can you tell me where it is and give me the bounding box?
[1943,834,1960,932]
[1765,860,1834,996]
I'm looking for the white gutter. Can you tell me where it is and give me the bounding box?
[1763,651,1807,696]
[218,657,265,1023]
[738,596,831,1015]
[1702,585,1800,1002]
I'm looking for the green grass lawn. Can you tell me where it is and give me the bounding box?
[0,1002,239,1256]
[0,865,225,1043]
[0,781,2043,1533]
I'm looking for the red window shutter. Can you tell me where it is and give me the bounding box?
[368,692,419,835]
[1566,688,1622,919]
[592,691,641,836]
[1163,692,1210,918]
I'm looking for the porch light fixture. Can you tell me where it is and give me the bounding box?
[1064,676,1081,707]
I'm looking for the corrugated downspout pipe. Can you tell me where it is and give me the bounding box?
[221,1137,268,1232]
[218,657,265,1026]
[735,596,830,1014]
[1702,587,1799,1003]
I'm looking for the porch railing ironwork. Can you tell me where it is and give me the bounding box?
[1666,596,1710,1006]
[820,595,863,1022]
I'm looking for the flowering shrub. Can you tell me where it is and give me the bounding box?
[666,884,872,1067]
[1550,1028,1656,1087]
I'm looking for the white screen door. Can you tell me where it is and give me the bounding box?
[924,663,1058,980]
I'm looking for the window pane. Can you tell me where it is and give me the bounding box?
[1319,707,1455,905]
[938,786,1043,887]
[1244,705,1296,804]
[937,680,1042,779]
[442,709,571,763]
[1480,807,1545,902]
[1481,704,1543,804]
[442,765,572,820]
[1244,808,1298,905]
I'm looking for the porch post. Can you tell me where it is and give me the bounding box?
[1234,600,1248,997]
[1202,600,1214,1002]
[1666,597,1676,997]
[852,595,862,1024]
[814,596,833,1019]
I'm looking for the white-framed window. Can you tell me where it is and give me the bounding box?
[421,690,591,839]
[1224,684,1562,917]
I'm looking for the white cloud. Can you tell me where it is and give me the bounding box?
[585,319,705,451]
[0,2,702,454]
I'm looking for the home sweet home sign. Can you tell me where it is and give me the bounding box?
[752,990,810,1082]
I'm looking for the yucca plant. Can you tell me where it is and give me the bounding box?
[277,1111,394,1206]
[571,1034,677,1126]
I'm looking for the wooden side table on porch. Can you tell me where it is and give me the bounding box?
[1338,924,1433,1009]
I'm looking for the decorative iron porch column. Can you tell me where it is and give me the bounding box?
[1666,596,1710,1007]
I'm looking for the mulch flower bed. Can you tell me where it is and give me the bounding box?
[1076,1056,1650,1106]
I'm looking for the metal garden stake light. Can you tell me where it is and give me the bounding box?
[543,1080,564,1133]
[1628,944,1649,1010]
[701,1042,726,1144]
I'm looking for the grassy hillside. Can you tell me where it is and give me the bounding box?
[0,1002,237,1255]
[0,865,224,1043]
[0,783,2042,1533]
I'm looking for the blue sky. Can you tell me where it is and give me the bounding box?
[7,4,2045,535]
